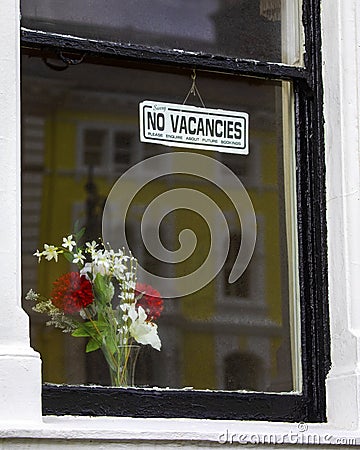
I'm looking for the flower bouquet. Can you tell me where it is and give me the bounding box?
[26,230,163,387]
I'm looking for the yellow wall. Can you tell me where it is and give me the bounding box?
[35,110,286,387]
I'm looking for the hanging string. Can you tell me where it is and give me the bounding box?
[183,69,206,108]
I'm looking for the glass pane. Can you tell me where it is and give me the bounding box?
[22,57,300,392]
[21,0,303,64]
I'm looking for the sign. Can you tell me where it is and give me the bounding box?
[139,101,249,154]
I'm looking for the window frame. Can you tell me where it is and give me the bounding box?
[20,0,329,422]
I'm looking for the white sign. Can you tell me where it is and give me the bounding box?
[139,101,249,154]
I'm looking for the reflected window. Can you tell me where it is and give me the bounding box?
[83,129,107,167]
[79,125,136,173]
[114,131,133,167]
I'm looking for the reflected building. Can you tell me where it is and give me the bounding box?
[211,0,281,61]
[21,21,293,393]
[21,0,281,62]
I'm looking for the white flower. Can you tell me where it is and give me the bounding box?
[113,257,127,279]
[115,248,124,258]
[129,305,161,351]
[43,244,59,262]
[62,235,76,252]
[107,248,116,258]
[81,260,109,277]
[94,262,108,276]
[79,309,88,320]
[85,240,98,255]
[80,262,93,279]
[93,251,111,275]
[25,289,39,301]
[127,303,138,322]
[72,250,85,264]
[33,249,42,262]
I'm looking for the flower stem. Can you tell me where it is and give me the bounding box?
[84,308,118,375]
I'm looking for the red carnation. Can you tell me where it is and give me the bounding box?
[135,283,163,321]
[51,272,94,314]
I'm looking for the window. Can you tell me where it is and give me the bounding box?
[21,0,329,422]
[78,125,138,173]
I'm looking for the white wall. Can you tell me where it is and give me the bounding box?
[322,0,360,430]
[1,0,360,447]
[0,0,42,425]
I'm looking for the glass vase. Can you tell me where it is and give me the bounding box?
[103,344,141,387]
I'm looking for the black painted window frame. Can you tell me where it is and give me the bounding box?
[20,0,329,422]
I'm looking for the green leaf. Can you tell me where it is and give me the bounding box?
[72,327,90,337]
[105,333,118,355]
[76,226,86,241]
[72,221,86,243]
[93,274,114,305]
[72,321,107,338]
[63,252,74,263]
[86,338,101,353]
[73,220,82,234]
[97,311,106,323]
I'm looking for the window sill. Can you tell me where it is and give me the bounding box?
[0,416,359,446]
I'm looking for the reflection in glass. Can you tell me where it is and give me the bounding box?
[22,56,299,392]
[21,0,302,64]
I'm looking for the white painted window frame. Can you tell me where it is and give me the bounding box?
[76,121,140,177]
[2,0,360,446]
